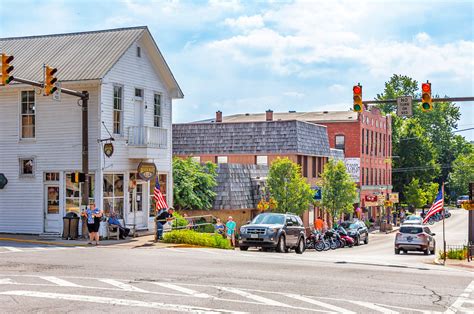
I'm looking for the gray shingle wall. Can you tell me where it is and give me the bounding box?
[173,120,330,157]
[213,164,268,210]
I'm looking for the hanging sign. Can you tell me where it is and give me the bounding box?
[137,162,156,181]
[104,143,114,158]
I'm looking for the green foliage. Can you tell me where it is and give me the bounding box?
[162,230,233,249]
[403,178,439,209]
[172,212,191,229]
[321,159,358,222]
[439,247,468,260]
[376,74,419,114]
[449,150,474,196]
[267,158,313,215]
[173,158,217,210]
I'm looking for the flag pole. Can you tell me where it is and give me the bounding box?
[442,182,446,266]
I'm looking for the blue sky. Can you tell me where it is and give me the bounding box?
[1,0,473,140]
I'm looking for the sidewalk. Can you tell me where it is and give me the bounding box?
[0,233,183,249]
[433,257,474,271]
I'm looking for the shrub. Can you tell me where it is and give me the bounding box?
[163,230,233,249]
[438,247,468,260]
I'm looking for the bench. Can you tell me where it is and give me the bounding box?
[107,223,120,240]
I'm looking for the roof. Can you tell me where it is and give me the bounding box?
[173,120,331,157]
[0,26,183,98]
[200,111,359,123]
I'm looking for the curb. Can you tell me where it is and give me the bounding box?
[0,237,88,247]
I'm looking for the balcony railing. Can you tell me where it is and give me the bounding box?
[128,126,167,149]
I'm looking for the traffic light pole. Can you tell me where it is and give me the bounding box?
[13,77,90,209]
[362,96,474,105]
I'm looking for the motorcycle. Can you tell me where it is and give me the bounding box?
[336,227,355,248]
[324,229,339,250]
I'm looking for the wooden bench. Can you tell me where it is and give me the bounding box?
[107,223,120,240]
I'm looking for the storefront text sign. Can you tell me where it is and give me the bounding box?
[344,158,360,182]
[389,193,399,203]
[137,162,157,181]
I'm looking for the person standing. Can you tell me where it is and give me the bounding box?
[155,208,174,241]
[225,216,236,247]
[215,218,225,237]
[82,202,103,245]
[314,216,324,232]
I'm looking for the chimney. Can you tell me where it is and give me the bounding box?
[216,110,222,123]
[266,109,273,121]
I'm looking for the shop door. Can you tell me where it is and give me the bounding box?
[44,185,60,233]
[128,182,147,229]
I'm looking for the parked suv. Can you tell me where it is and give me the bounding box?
[340,220,369,245]
[395,225,436,255]
[239,213,306,254]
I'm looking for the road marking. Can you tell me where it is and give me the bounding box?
[195,248,220,255]
[446,280,474,313]
[153,282,211,298]
[347,300,399,313]
[40,276,81,287]
[286,293,356,313]
[0,290,246,314]
[219,286,290,308]
[3,246,22,252]
[165,248,188,253]
[99,279,148,292]
[0,278,14,284]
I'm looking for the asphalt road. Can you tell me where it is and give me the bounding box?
[0,209,472,313]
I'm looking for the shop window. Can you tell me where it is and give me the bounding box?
[19,157,35,177]
[191,156,201,163]
[256,155,268,166]
[103,174,124,216]
[149,174,167,217]
[217,156,228,164]
[44,172,60,182]
[65,173,95,214]
[21,90,35,139]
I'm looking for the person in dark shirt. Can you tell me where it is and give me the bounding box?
[155,208,174,241]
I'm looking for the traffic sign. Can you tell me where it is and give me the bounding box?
[52,82,61,102]
[397,96,413,117]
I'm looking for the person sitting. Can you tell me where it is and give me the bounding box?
[108,212,130,239]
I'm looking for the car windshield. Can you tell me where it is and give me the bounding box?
[406,216,421,221]
[400,226,423,234]
[341,222,358,229]
[251,214,285,225]
[459,196,469,200]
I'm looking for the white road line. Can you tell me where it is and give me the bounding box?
[40,276,81,287]
[153,282,211,298]
[347,300,399,313]
[3,246,22,252]
[219,286,290,308]
[0,278,14,284]
[195,248,220,255]
[446,280,474,313]
[99,279,149,292]
[286,293,356,313]
[165,248,188,253]
[0,290,246,314]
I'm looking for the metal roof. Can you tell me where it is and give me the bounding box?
[200,111,359,123]
[0,26,183,97]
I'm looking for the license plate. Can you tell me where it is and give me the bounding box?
[251,234,259,239]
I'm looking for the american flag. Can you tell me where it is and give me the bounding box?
[422,186,444,224]
[154,177,168,211]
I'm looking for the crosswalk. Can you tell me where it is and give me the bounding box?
[0,274,444,313]
[0,244,84,254]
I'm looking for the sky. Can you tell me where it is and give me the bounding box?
[1,0,473,140]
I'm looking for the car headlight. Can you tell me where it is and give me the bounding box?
[267,228,278,234]
[240,227,246,234]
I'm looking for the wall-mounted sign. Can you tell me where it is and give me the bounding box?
[104,143,114,158]
[344,158,360,182]
[311,186,322,200]
[137,162,156,181]
[0,173,8,189]
[365,195,377,202]
[389,192,399,203]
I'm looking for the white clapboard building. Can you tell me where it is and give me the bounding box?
[0,26,183,235]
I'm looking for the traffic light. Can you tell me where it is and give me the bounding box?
[421,82,432,112]
[353,84,363,112]
[44,66,58,96]
[1,53,14,85]
[71,172,85,183]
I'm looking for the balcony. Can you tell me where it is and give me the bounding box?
[127,126,168,159]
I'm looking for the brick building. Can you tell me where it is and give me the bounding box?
[214,109,393,221]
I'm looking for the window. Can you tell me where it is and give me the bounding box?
[361,129,365,155]
[335,135,345,151]
[191,156,201,163]
[103,174,124,216]
[113,86,123,134]
[303,156,308,177]
[153,93,162,127]
[44,172,60,182]
[217,156,228,164]
[149,174,167,217]
[256,156,268,166]
[312,157,317,178]
[19,157,35,177]
[65,173,95,214]
[21,90,35,138]
[137,46,141,57]
[135,88,143,99]
[365,130,369,155]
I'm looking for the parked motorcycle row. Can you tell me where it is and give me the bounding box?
[421,208,452,225]
[306,227,360,251]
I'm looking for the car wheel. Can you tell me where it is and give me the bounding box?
[276,235,286,253]
[395,248,400,255]
[239,246,249,251]
[354,235,360,246]
[430,245,436,255]
[364,234,369,245]
[295,238,305,254]
[424,248,429,255]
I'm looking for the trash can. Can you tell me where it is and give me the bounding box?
[63,212,79,240]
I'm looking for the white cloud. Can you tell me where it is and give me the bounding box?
[283,91,305,98]
[329,84,345,93]
[224,15,264,31]
[415,32,431,43]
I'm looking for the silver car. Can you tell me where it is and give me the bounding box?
[402,215,423,225]
[395,225,436,255]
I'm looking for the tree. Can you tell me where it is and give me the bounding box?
[449,150,474,196]
[320,159,357,223]
[267,158,313,215]
[403,178,439,209]
[172,157,217,210]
